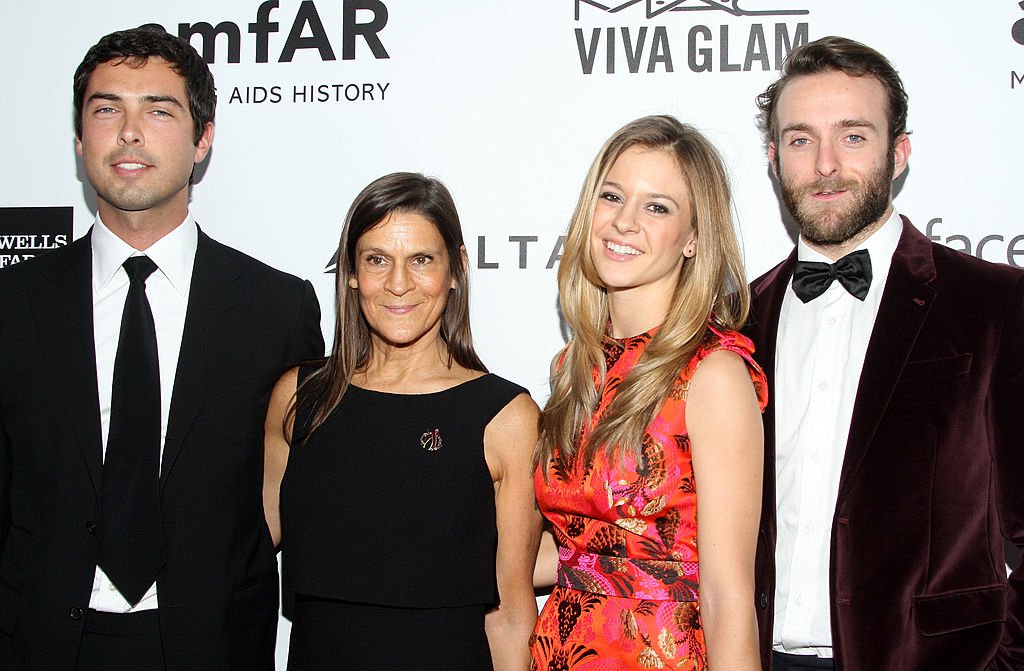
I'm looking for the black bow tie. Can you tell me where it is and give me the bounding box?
[791,249,872,303]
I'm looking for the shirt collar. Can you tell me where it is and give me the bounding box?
[91,213,199,295]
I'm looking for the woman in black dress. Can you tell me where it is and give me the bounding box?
[263,173,542,670]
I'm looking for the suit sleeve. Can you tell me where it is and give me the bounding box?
[287,279,324,364]
[991,272,1024,670]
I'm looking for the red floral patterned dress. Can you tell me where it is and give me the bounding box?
[531,325,768,670]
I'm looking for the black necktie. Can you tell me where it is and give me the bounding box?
[791,249,872,303]
[98,256,165,606]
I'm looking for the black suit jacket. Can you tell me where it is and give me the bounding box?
[0,228,324,670]
[745,217,1024,670]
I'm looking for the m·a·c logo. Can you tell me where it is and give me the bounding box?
[575,0,809,21]
[572,0,810,74]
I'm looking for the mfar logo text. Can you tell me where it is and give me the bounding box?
[163,0,389,64]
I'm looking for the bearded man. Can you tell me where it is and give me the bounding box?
[745,35,1024,671]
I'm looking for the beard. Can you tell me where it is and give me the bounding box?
[779,145,895,247]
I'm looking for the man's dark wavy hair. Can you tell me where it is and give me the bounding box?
[73,24,216,145]
[757,35,909,147]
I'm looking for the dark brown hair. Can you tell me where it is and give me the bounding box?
[298,172,486,441]
[757,35,909,146]
[73,24,216,144]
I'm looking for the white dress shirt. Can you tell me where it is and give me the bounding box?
[772,209,903,656]
[89,215,197,612]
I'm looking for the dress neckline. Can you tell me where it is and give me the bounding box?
[608,330,652,345]
[349,372,492,398]
[602,326,657,357]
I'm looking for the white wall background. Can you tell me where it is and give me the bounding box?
[2,0,1023,664]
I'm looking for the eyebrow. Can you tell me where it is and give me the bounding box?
[781,119,878,135]
[603,180,680,208]
[86,92,186,109]
[359,247,443,256]
[837,118,878,132]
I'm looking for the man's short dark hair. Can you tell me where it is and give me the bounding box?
[757,35,909,147]
[73,24,216,145]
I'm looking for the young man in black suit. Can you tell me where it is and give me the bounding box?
[0,25,323,670]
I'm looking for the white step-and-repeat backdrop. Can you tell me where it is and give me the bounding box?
[2,0,1022,663]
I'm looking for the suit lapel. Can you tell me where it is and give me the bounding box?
[749,250,797,415]
[161,230,248,487]
[748,250,797,549]
[31,234,104,495]
[837,218,937,503]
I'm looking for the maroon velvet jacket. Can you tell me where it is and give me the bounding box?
[745,217,1024,670]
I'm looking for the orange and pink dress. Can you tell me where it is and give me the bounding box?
[531,325,767,670]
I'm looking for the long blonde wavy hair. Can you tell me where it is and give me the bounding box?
[537,115,750,472]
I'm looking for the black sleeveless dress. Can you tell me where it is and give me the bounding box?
[280,370,528,670]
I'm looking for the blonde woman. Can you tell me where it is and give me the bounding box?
[531,116,766,670]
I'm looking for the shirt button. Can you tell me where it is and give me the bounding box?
[794,593,804,606]
[803,523,814,535]
[828,317,837,327]
[108,582,119,592]
[69,606,84,620]
[818,382,828,392]
[86,521,97,535]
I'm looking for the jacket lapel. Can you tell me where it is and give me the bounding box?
[748,250,797,549]
[837,218,937,503]
[160,230,248,487]
[31,233,104,495]
[749,250,798,428]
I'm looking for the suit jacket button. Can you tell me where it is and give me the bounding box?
[758,592,769,609]
[69,606,84,620]
[86,521,97,535]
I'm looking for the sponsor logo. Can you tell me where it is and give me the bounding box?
[228,82,390,104]
[476,235,566,270]
[325,235,567,273]
[329,223,1024,270]
[1013,1,1024,89]
[0,207,73,269]
[1013,0,1024,45]
[156,1,392,107]
[166,0,389,64]
[575,0,808,21]
[573,0,810,74]
[926,218,1024,268]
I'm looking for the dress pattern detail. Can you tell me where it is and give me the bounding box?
[532,325,768,670]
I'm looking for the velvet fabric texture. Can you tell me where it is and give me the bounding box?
[745,217,1024,670]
